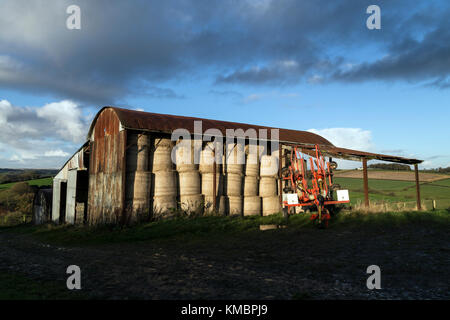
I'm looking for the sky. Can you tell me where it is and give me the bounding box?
[0,0,449,169]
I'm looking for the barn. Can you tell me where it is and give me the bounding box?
[50,107,423,225]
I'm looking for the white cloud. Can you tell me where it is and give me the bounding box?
[307,127,374,151]
[308,75,323,84]
[0,99,88,168]
[243,93,264,103]
[278,60,299,69]
[36,100,85,143]
[306,127,374,169]
[242,91,300,103]
[44,150,70,157]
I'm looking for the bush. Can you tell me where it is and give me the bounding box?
[11,182,32,195]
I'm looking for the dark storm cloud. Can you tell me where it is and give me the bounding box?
[0,0,449,105]
[332,25,450,86]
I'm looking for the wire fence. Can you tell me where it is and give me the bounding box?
[352,198,450,212]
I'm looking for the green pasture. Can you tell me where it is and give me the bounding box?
[334,177,450,209]
[0,177,53,190]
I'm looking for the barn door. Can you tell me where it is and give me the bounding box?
[65,169,77,224]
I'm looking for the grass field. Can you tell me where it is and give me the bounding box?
[334,176,450,209]
[3,210,449,247]
[0,177,53,190]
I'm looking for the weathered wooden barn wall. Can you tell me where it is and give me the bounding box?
[87,108,126,224]
[33,189,52,224]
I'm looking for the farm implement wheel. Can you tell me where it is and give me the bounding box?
[310,207,331,229]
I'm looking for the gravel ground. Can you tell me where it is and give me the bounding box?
[0,223,448,300]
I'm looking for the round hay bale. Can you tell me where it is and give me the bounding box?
[201,172,223,196]
[125,171,151,207]
[153,196,177,216]
[152,138,174,172]
[204,195,226,215]
[259,176,277,197]
[175,139,200,172]
[260,154,279,177]
[180,194,204,215]
[178,171,200,196]
[225,173,243,196]
[199,143,221,173]
[153,171,176,197]
[243,196,261,216]
[227,196,243,215]
[126,134,150,172]
[262,196,281,216]
[224,142,245,174]
[245,144,264,177]
[243,175,258,196]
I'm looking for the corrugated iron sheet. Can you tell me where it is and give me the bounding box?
[322,146,422,164]
[87,108,126,224]
[87,107,422,176]
[296,144,422,164]
[88,106,333,146]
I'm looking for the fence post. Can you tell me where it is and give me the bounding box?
[414,164,421,210]
[362,158,369,208]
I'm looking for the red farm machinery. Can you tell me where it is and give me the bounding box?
[281,144,350,228]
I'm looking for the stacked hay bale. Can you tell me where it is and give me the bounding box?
[175,139,203,215]
[151,137,177,218]
[260,150,281,216]
[125,133,151,221]
[243,144,263,216]
[224,142,245,215]
[200,142,225,215]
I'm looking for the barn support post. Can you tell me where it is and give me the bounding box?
[362,158,369,208]
[278,145,282,206]
[414,163,422,210]
[212,141,217,212]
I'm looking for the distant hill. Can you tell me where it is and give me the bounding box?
[368,163,412,171]
[0,169,58,184]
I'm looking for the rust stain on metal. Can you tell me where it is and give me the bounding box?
[290,143,422,165]
[88,106,333,146]
[88,107,422,165]
[88,108,125,224]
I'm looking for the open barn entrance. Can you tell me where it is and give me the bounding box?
[59,181,67,224]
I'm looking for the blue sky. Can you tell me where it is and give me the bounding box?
[0,0,449,169]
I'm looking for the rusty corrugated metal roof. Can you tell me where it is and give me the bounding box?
[295,145,422,164]
[89,106,334,146]
[87,106,423,165]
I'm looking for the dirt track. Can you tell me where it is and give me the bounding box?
[0,222,449,300]
[334,170,450,182]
